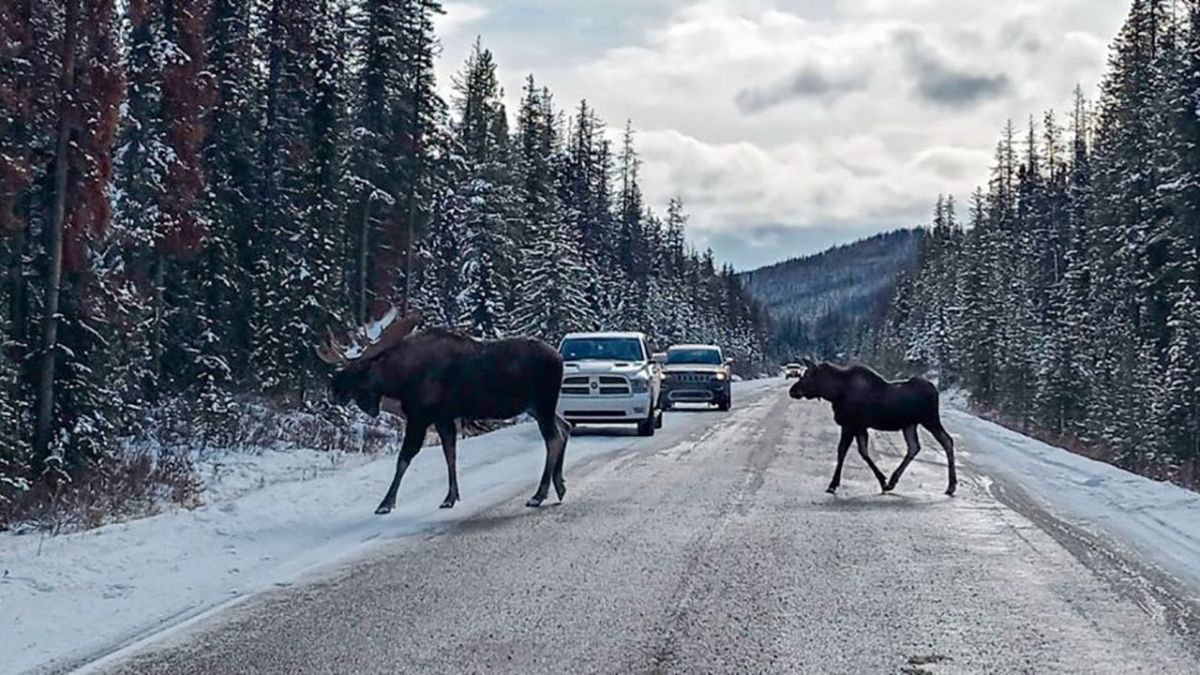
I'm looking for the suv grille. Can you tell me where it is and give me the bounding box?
[669,372,717,383]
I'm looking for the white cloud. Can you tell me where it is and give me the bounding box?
[438,0,1130,268]
[437,2,491,38]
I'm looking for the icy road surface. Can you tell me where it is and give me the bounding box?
[6,380,1200,674]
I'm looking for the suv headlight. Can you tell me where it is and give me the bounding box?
[714,372,727,381]
[630,378,650,394]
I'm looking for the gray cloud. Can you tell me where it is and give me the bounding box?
[916,69,1010,107]
[735,64,868,114]
[894,29,1012,108]
[1000,17,1046,55]
[439,1,1123,270]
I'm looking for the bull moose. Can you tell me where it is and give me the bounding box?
[316,309,571,514]
[789,359,957,496]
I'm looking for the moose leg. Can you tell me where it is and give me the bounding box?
[855,431,889,493]
[375,421,429,515]
[827,427,854,494]
[551,415,571,501]
[885,425,922,493]
[436,421,460,509]
[527,412,567,508]
[924,421,957,496]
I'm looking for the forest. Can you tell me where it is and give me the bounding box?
[742,229,921,361]
[875,0,1200,487]
[0,0,771,526]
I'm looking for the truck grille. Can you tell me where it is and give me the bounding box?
[561,375,631,397]
[598,376,631,395]
[562,376,591,396]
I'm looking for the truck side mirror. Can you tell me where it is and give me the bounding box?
[652,352,667,365]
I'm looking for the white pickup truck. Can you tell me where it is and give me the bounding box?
[557,332,663,436]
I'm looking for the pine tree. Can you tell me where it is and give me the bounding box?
[615,121,650,330]
[0,0,60,490]
[113,0,214,405]
[451,40,515,338]
[512,79,589,340]
[34,0,126,470]
[348,0,445,321]
[250,0,352,397]
[201,0,263,388]
[1163,279,1200,477]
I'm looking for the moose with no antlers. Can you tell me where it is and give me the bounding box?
[789,358,957,497]
[316,308,571,514]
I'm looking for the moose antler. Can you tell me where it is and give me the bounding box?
[315,308,423,367]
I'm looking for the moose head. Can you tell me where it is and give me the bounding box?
[315,308,423,417]
[788,357,832,401]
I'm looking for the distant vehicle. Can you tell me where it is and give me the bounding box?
[557,332,662,436]
[784,363,804,379]
[658,344,733,411]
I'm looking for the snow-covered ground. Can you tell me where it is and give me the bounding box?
[945,405,1200,595]
[0,380,780,675]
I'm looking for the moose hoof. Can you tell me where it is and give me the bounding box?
[825,486,838,495]
[525,497,545,508]
[375,505,393,515]
[945,485,957,497]
[439,500,457,509]
[554,483,567,501]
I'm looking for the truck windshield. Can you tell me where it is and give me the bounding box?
[667,349,722,365]
[560,338,645,363]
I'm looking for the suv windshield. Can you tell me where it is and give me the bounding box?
[667,348,722,365]
[560,337,645,363]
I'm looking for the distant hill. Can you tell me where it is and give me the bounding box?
[740,229,922,359]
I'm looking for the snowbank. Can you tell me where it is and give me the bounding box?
[945,406,1200,594]
[0,380,781,675]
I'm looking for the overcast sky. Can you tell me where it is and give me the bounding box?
[434,0,1131,271]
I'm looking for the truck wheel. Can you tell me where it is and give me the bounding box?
[718,399,731,412]
[654,410,664,429]
[637,414,656,437]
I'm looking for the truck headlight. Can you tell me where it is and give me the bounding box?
[714,372,727,381]
[630,378,650,394]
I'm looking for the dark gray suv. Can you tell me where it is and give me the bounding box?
[658,344,733,411]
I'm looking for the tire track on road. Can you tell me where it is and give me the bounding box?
[645,392,792,674]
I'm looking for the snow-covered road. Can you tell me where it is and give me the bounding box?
[3,380,1199,674]
[944,406,1200,612]
[2,380,781,675]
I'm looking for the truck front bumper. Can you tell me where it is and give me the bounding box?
[559,392,654,425]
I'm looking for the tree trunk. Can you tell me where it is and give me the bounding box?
[357,196,370,323]
[8,218,27,348]
[33,0,80,460]
[150,250,166,396]
[402,88,421,315]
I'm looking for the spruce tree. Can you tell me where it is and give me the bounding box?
[451,40,515,338]
[201,0,263,388]
[512,79,589,340]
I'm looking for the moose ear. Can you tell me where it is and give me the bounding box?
[394,310,422,337]
[802,356,816,368]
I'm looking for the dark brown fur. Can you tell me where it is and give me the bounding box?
[328,325,569,513]
[789,359,957,496]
